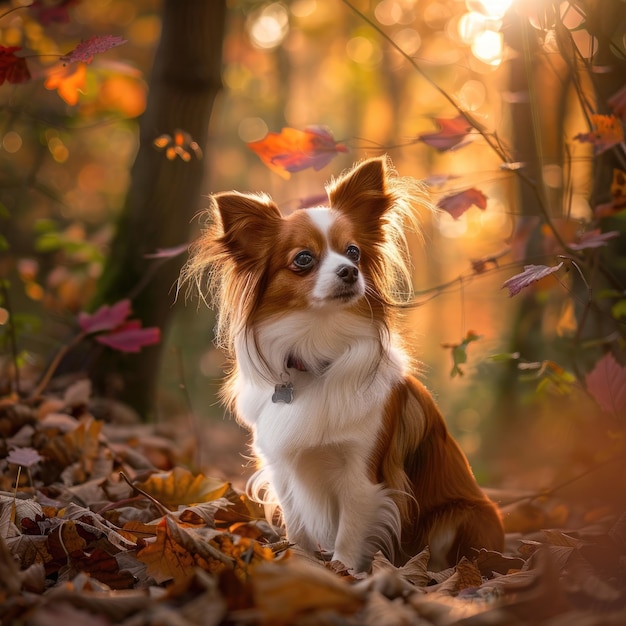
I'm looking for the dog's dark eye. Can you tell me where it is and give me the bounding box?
[293,250,316,270]
[345,245,360,262]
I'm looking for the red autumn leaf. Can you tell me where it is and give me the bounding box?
[247,126,348,179]
[569,229,620,251]
[29,0,80,25]
[585,353,626,418]
[437,188,488,220]
[418,115,473,151]
[574,114,624,155]
[94,321,161,353]
[0,46,31,86]
[61,35,127,65]
[78,299,131,334]
[502,262,564,297]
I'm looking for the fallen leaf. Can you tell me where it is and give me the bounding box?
[135,467,229,510]
[437,188,487,220]
[456,557,483,590]
[418,115,473,151]
[247,126,348,179]
[502,262,564,297]
[251,558,364,625]
[136,517,195,584]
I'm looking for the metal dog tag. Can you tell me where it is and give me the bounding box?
[272,382,294,404]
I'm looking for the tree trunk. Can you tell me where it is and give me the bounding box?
[88,0,227,418]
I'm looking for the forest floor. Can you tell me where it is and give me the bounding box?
[1,378,625,626]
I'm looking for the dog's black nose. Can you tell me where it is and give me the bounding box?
[336,264,359,285]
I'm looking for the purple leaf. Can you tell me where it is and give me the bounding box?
[418,115,473,151]
[7,447,43,468]
[78,300,131,334]
[585,353,626,418]
[502,263,564,297]
[569,229,620,251]
[437,188,488,220]
[61,35,127,65]
[95,321,161,353]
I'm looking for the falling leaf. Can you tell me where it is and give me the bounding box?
[574,114,624,155]
[417,115,473,151]
[78,299,131,334]
[442,331,482,377]
[6,447,43,468]
[585,353,626,418]
[135,467,229,510]
[29,0,79,24]
[0,46,31,85]
[44,62,87,105]
[247,126,348,179]
[502,262,564,297]
[94,321,161,353]
[437,188,488,220]
[569,229,620,251]
[61,35,128,65]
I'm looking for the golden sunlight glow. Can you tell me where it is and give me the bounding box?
[471,28,503,65]
[247,3,290,50]
[466,0,513,19]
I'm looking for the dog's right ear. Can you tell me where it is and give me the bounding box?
[212,192,282,261]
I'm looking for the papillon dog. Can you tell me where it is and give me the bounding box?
[183,157,503,572]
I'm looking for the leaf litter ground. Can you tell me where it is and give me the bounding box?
[1,380,625,626]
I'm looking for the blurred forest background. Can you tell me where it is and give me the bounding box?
[1,0,625,508]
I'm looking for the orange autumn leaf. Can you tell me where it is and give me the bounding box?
[248,126,348,179]
[44,62,87,105]
[135,466,229,510]
[136,517,195,584]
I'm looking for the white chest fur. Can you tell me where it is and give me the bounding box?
[231,311,406,568]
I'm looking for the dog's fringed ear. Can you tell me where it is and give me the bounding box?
[327,157,391,222]
[213,192,282,261]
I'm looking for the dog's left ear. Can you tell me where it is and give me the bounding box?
[327,157,391,222]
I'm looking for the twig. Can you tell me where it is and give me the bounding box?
[119,471,171,518]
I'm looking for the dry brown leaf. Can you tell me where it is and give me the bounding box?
[474,548,525,576]
[541,529,583,547]
[134,467,229,510]
[136,517,195,584]
[397,546,431,587]
[456,557,482,590]
[251,557,364,626]
[361,592,417,626]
